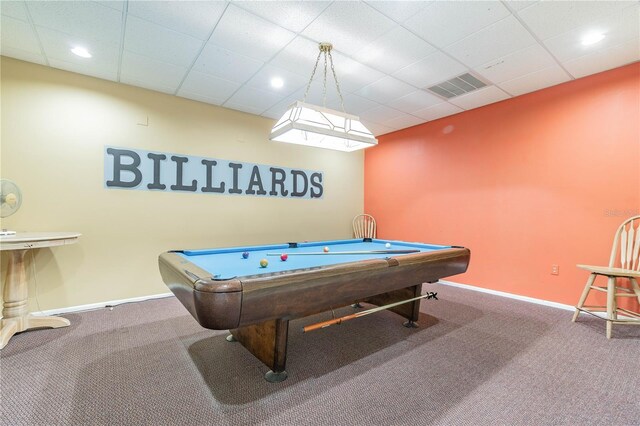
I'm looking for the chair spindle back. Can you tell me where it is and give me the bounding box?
[353,214,376,239]
[609,215,640,271]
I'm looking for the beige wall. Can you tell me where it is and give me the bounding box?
[0,57,364,311]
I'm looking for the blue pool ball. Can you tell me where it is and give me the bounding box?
[385,243,391,248]
[242,252,249,259]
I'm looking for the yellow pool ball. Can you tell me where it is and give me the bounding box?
[260,259,268,268]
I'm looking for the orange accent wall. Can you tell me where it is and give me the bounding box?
[365,63,640,307]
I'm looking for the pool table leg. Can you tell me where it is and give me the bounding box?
[229,318,289,382]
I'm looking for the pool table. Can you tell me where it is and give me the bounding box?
[158,238,470,382]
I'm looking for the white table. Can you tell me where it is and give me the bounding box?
[0,232,81,349]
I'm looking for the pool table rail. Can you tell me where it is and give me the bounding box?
[159,252,243,330]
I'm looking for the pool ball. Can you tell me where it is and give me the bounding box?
[242,252,249,259]
[280,254,288,261]
[260,259,268,268]
[385,243,391,248]
[323,246,330,253]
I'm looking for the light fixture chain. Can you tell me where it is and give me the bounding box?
[303,50,323,103]
[328,50,346,113]
[322,51,328,107]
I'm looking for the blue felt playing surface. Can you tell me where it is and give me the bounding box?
[179,239,451,280]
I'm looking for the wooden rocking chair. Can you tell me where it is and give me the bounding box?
[352,214,376,239]
[572,215,640,338]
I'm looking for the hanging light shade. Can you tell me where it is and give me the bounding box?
[269,43,378,152]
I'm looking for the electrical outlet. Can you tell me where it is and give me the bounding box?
[551,264,559,275]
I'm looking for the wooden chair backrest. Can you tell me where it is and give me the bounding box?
[353,214,376,239]
[610,215,640,271]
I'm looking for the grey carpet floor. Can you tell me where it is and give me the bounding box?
[1,283,639,426]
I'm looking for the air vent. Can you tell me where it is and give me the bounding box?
[426,73,487,99]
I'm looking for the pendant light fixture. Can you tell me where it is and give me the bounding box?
[269,43,378,152]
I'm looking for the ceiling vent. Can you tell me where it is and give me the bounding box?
[426,73,487,99]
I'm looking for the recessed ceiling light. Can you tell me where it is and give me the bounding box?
[71,46,92,58]
[581,32,605,46]
[270,77,284,89]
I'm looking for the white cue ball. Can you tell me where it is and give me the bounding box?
[385,243,391,248]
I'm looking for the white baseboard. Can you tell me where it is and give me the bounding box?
[32,292,174,317]
[35,281,574,318]
[436,279,576,312]
[28,280,632,320]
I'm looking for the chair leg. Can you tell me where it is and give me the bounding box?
[606,276,616,339]
[572,273,597,322]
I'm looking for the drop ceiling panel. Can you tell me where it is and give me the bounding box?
[0,47,45,65]
[498,65,571,96]
[475,44,557,84]
[404,1,511,48]
[364,1,432,24]
[95,2,125,12]
[127,1,227,40]
[191,42,263,84]
[505,1,538,12]
[124,15,202,67]
[268,36,324,79]
[517,0,633,40]
[353,26,437,74]
[178,71,241,105]
[1,16,42,55]
[1,1,29,21]
[562,39,640,78]
[446,16,537,68]
[37,26,119,63]
[412,102,464,121]
[26,1,122,43]
[270,81,340,111]
[356,76,416,104]
[245,64,308,96]
[121,51,187,91]
[120,74,175,94]
[49,57,117,82]
[388,90,443,113]
[360,120,395,137]
[208,5,295,62]
[233,1,330,33]
[448,86,510,110]
[381,113,425,130]
[359,105,405,123]
[394,51,468,89]
[325,93,380,116]
[542,5,640,62]
[330,51,386,93]
[301,1,396,56]
[224,85,284,114]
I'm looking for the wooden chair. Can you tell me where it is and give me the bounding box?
[572,215,640,338]
[353,214,376,239]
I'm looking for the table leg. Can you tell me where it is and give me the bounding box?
[364,284,423,327]
[230,318,289,382]
[0,249,70,349]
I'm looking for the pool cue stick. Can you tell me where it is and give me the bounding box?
[302,292,438,333]
[266,249,420,256]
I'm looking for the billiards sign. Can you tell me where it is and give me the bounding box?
[104,146,323,199]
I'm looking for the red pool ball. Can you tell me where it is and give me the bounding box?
[323,246,330,253]
[280,254,288,261]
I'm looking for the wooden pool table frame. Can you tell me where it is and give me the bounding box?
[158,241,470,382]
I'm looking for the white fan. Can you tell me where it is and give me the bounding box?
[1,179,22,236]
